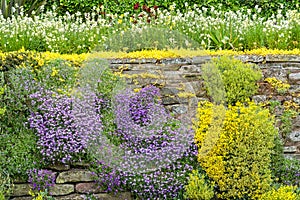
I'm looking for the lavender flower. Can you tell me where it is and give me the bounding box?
[27,168,56,192]
[91,85,198,199]
[28,88,102,164]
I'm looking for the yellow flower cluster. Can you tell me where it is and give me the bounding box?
[260,185,299,200]
[194,101,278,199]
[41,52,88,66]
[184,170,215,200]
[265,77,290,94]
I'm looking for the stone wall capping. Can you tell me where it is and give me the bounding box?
[192,56,212,64]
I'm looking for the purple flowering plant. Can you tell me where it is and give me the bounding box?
[28,88,103,164]
[90,85,198,199]
[27,168,56,192]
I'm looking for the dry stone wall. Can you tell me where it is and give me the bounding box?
[10,55,300,199]
[108,55,300,159]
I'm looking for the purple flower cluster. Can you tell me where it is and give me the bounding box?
[128,85,160,126]
[27,168,56,192]
[91,161,125,194]
[107,85,197,198]
[28,88,102,164]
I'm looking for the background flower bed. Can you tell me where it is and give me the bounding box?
[0,2,300,53]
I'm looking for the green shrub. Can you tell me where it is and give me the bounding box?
[194,101,278,199]
[184,169,215,200]
[0,171,13,200]
[0,68,41,180]
[203,56,262,105]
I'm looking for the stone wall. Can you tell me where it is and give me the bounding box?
[11,163,132,200]
[108,55,300,160]
[11,55,300,199]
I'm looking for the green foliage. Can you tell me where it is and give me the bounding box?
[99,26,199,52]
[184,170,215,200]
[0,171,12,199]
[0,68,41,180]
[41,0,299,18]
[33,59,79,94]
[271,136,300,187]
[1,0,46,18]
[203,56,262,105]
[194,101,278,199]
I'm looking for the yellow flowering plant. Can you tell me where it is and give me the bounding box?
[194,101,278,199]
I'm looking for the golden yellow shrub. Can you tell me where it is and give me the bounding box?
[194,101,278,199]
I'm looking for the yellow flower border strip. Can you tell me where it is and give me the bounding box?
[1,48,300,65]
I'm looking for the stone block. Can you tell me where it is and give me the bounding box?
[55,194,86,200]
[75,182,102,194]
[49,184,74,196]
[288,131,300,142]
[235,55,265,63]
[252,95,267,103]
[56,169,94,183]
[266,55,300,62]
[48,164,70,171]
[11,184,31,196]
[192,56,212,64]
[283,146,297,153]
[93,192,132,200]
[289,72,300,83]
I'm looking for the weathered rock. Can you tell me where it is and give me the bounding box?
[93,192,132,200]
[289,73,300,83]
[56,169,94,183]
[11,196,32,200]
[171,105,188,114]
[288,131,300,142]
[11,184,31,196]
[252,95,267,103]
[160,58,192,65]
[75,182,102,194]
[284,154,300,160]
[293,115,300,128]
[236,55,265,63]
[263,66,287,82]
[48,164,70,171]
[283,146,297,153]
[49,184,74,196]
[179,65,201,73]
[192,56,212,64]
[266,55,300,62]
[71,162,90,168]
[54,194,86,200]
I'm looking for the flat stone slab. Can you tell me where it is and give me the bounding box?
[283,146,297,153]
[11,184,31,196]
[56,169,94,183]
[49,184,74,196]
[288,131,300,142]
